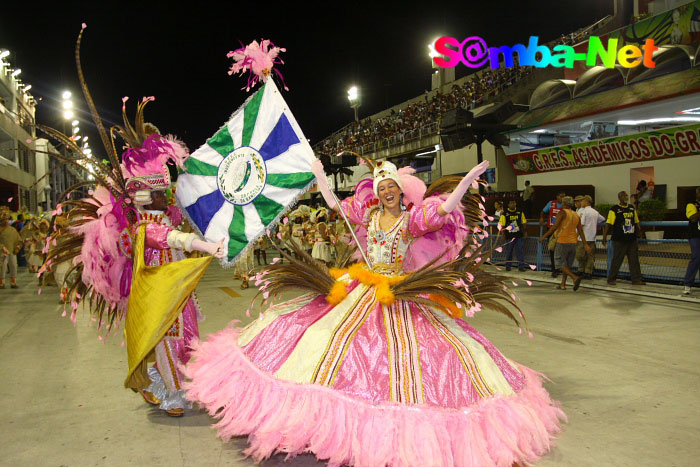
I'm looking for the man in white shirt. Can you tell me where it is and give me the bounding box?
[576,195,605,279]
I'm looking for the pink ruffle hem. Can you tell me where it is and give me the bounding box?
[183,324,566,467]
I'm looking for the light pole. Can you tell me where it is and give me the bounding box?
[428,38,454,91]
[54,90,76,206]
[347,85,360,122]
[62,90,74,121]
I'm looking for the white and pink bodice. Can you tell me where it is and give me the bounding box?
[366,210,412,269]
[341,196,450,273]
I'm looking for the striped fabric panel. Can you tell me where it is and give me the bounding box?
[238,293,317,347]
[312,290,376,386]
[384,301,425,404]
[417,304,496,398]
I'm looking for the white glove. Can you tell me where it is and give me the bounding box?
[440,161,490,213]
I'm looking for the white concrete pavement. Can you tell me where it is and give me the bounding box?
[1,261,698,466]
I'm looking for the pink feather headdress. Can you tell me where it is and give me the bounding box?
[121,133,188,180]
[227,39,288,91]
[116,97,189,186]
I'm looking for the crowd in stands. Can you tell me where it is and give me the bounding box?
[316,21,599,158]
[318,65,532,156]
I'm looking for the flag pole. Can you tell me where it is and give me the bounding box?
[328,189,371,266]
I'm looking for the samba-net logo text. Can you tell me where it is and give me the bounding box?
[433,36,657,69]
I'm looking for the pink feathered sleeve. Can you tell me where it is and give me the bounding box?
[408,199,448,238]
[340,196,367,226]
[145,223,172,249]
[339,178,376,227]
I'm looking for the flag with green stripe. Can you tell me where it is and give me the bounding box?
[175,80,316,266]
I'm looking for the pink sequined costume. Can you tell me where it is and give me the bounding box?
[38,27,225,419]
[184,177,566,466]
[136,212,204,412]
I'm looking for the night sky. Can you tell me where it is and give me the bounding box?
[2,1,613,156]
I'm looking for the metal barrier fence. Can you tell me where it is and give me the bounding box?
[483,221,698,285]
[357,122,440,155]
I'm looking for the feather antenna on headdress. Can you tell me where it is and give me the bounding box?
[74,25,124,190]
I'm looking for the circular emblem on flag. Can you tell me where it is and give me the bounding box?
[217,146,267,205]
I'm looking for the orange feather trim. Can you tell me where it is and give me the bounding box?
[329,268,346,280]
[326,264,406,306]
[327,280,349,305]
[428,293,463,319]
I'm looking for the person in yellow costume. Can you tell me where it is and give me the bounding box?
[123,171,224,417]
[38,27,225,418]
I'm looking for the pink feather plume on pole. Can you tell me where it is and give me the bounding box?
[227,39,288,91]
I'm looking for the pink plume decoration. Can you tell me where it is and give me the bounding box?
[120,134,189,179]
[70,186,133,312]
[398,167,426,208]
[227,39,288,91]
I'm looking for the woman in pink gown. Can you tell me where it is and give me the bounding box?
[184,160,565,466]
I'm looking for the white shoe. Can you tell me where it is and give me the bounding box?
[683,286,691,295]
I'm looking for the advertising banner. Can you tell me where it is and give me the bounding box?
[507,123,700,175]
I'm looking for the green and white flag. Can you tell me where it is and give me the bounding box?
[176,80,316,266]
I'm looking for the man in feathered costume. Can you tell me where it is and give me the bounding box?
[42,26,224,417]
[117,103,226,416]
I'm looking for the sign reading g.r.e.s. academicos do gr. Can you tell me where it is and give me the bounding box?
[507,123,700,175]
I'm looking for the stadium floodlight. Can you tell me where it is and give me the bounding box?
[11,68,21,77]
[71,120,79,127]
[0,50,9,59]
[62,90,72,99]
[23,84,31,92]
[428,39,439,58]
[82,136,88,142]
[63,110,74,120]
[73,126,80,134]
[62,100,73,109]
[347,86,360,122]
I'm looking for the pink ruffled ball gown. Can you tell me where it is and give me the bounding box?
[184,193,565,467]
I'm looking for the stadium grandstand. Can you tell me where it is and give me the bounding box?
[312,3,700,288]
